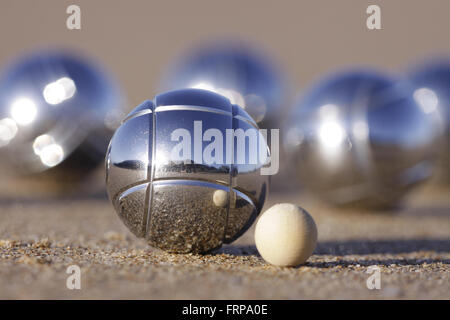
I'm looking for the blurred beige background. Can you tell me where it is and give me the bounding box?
[1,0,450,111]
[0,1,449,300]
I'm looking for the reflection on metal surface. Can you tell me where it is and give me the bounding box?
[32,134,64,167]
[10,98,37,125]
[0,50,124,175]
[43,77,76,105]
[318,120,345,149]
[408,61,450,182]
[33,134,55,155]
[39,143,64,167]
[106,89,269,253]
[160,42,286,128]
[284,70,443,208]
[353,120,369,141]
[0,118,18,145]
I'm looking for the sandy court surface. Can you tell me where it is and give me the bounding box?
[0,0,450,301]
[0,180,448,300]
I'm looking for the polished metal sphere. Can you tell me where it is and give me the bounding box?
[407,61,450,181]
[284,70,443,208]
[106,89,269,253]
[160,42,286,129]
[0,50,123,194]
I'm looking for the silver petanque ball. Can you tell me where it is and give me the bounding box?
[407,60,450,182]
[106,89,269,253]
[0,50,124,195]
[284,70,443,208]
[160,42,286,129]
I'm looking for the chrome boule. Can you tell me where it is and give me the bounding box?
[284,70,443,208]
[407,60,450,182]
[106,89,269,253]
[0,50,124,195]
[160,42,286,129]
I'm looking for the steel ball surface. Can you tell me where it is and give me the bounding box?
[407,61,450,181]
[106,89,269,253]
[160,43,286,129]
[0,50,124,179]
[284,70,443,208]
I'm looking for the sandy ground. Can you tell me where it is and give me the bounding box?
[0,0,449,301]
[0,177,448,300]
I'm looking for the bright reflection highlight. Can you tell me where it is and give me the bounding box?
[154,150,169,165]
[40,144,64,167]
[191,81,215,92]
[43,77,76,105]
[10,98,37,125]
[413,87,438,114]
[317,104,345,148]
[33,134,54,155]
[33,134,64,167]
[191,82,245,107]
[0,118,18,144]
[318,121,345,148]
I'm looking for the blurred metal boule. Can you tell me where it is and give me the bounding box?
[407,60,450,183]
[0,50,124,197]
[106,89,269,253]
[284,70,443,208]
[160,41,286,130]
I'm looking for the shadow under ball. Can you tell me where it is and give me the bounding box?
[284,70,443,209]
[0,50,124,196]
[160,42,286,130]
[407,61,450,183]
[106,89,269,253]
